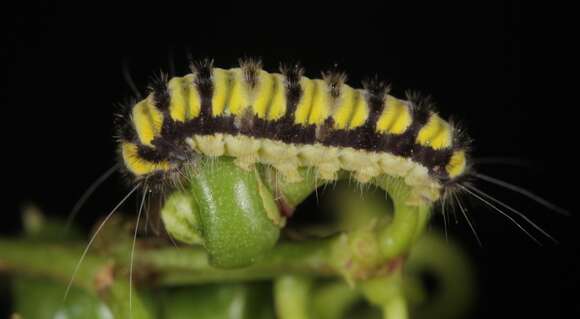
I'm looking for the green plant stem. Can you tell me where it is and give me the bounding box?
[104,280,153,319]
[1,173,433,304]
[0,237,335,284]
[378,202,431,260]
[137,238,336,285]
[0,240,152,319]
[274,275,313,319]
[1,232,474,318]
[381,296,409,319]
[0,215,425,288]
[311,281,361,319]
[361,272,408,319]
[405,232,475,319]
[0,241,109,292]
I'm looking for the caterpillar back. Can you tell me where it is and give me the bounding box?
[118,58,470,204]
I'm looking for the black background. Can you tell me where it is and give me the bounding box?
[1,2,578,318]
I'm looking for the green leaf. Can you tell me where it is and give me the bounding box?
[12,276,113,319]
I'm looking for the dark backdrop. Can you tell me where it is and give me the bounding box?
[2,2,578,318]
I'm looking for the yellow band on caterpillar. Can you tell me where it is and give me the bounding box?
[167,77,188,122]
[185,74,201,119]
[416,113,452,149]
[251,70,275,119]
[294,77,315,125]
[332,84,356,129]
[211,68,229,116]
[132,100,164,147]
[266,74,287,120]
[308,79,331,125]
[122,142,172,176]
[227,68,250,116]
[446,150,466,178]
[376,96,412,134]
[349,89,369,129]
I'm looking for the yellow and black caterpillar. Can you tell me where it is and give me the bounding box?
[118,59,470,204]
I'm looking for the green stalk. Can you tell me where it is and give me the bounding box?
[0,240,152,319]
[0,240,110,292]
[361,271,408,319]
[137,238,336,285]
[274,275,313,319]
[311,281,361,319]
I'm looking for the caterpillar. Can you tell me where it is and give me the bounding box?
[117,58,469,205]
[61,57,566,318]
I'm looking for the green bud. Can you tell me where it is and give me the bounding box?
[163,157,282,268]
[161,191,204,245]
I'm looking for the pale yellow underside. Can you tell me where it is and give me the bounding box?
[124,134,447,205]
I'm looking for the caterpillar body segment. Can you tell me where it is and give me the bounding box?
[119,59,469,204]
